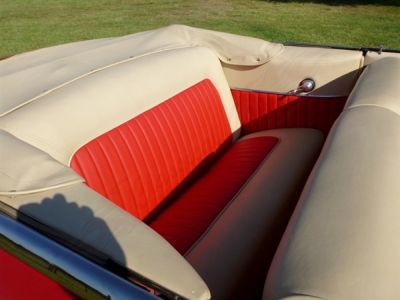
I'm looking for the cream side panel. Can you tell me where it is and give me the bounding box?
[364,51,400,65]
[223,46,363,95]
[0,47,241,165]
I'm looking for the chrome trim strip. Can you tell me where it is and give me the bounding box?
[231,87,348,98]
[281,42,400,54]
[0,212,158,300]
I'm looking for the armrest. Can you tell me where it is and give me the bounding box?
[0,130,210,300]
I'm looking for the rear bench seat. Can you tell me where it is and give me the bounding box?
[263,57,400,299]
[0,46,324,299]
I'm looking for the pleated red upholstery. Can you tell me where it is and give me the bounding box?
[71,79,232,220]
[231,90,347,136]
[150,136,279,255]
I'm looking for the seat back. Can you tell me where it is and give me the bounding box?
[0,46,241,220]
[70,79,233,220]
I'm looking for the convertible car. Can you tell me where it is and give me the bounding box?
[1,25,400,300]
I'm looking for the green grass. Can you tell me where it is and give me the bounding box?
[1,0,399,56]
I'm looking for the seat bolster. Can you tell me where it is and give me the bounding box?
[185,128,324,300]
[1,183,211,300]
[263,58,400,300]
[345,57,400,113]
[263,108,400,300]
[0,129,83,195]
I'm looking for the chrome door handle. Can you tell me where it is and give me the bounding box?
[289,79,315,94]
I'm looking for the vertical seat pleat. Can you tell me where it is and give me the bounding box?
[232,90,347,136]
[150,136,279,255]
[71,79,232,220]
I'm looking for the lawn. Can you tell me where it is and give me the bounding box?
[1,0,399,56]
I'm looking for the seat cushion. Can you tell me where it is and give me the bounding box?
[150,136,279,255]
[186,128,324,300]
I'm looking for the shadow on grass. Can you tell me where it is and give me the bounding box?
[260,0,400,6]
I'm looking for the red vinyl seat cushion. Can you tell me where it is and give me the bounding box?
[150,136,278,254]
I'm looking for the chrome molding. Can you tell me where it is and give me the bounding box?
[0,212,158,300]
[281,42,400,55]
[231,87,348,98]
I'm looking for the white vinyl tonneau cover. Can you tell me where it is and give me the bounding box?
[0,25,283,117]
